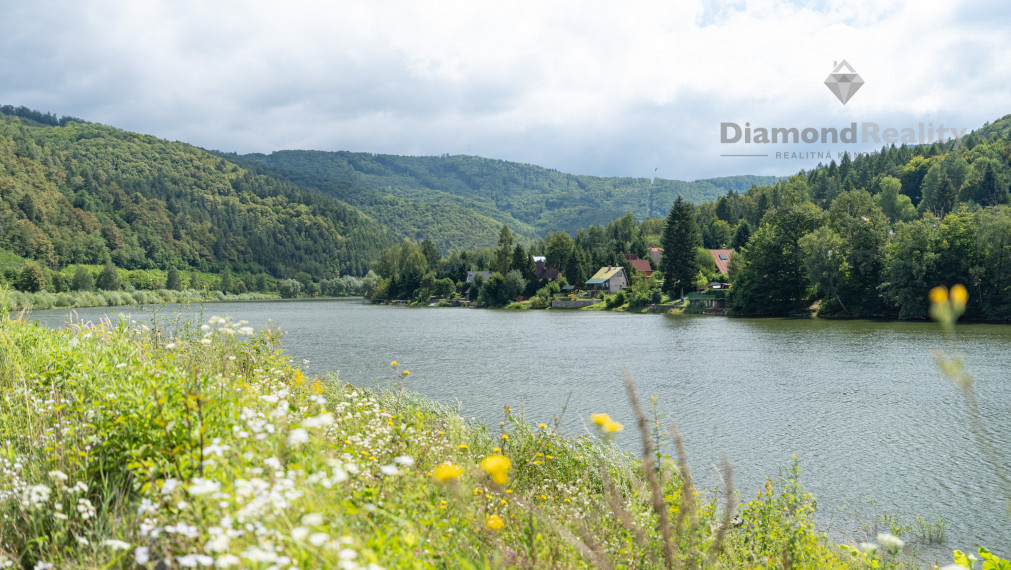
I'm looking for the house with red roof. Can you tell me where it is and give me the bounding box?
[623,253,653,278]
[708,249,734,276]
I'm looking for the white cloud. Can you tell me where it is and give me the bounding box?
[0,0,1007,179]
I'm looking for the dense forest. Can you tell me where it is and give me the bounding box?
[235,150,777,239]
[0,110,393,282]
[720,114,1011,319]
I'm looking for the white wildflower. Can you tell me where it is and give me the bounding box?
[301,513,324,526]
[165,342,177,350]
[876,533,905,551]
[394,455,414,466]
[134,546,150,565]
[379,465,398,476]
[291,527,310,541]
[103,539,131,550]
[200,338,212,345]
[287,428,309,446]
[48,470,68,482]
[309,532,330,546]
[339,548,358,561]
[302,412,335,429]
[215,554,241,567]
[187,478,220,496]
[237,326,255,336]
[161,478,181,495]
[858,542,877,553]
[75,536,89,546]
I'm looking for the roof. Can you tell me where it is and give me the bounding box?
[534,259,560,280]
[586,266,625,284]
[629,259,652,274]
[708,249,734,275]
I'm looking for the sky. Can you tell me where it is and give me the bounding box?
[2,0,1009,181]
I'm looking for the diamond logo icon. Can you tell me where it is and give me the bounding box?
[824,59,863,105]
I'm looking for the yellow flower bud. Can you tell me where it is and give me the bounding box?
[590,413,611,426]
[950,284,968,309]
[929,286,948,305]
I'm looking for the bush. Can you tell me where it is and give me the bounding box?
[15,262,46,292]
[278,278,302,299]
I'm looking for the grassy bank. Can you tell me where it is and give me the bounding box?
[0,307,1001,568]
[2,288,279,312]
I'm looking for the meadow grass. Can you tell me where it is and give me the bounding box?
[0,298,1006,568]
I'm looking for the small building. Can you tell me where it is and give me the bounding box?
[624,253,654,278]
[648,247,663,266]
[585,266,628,294]
[465,270,493,283]
[534,258,561,280]
[708,249,734,276]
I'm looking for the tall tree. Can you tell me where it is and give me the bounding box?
[15,262,46,292]
[494,225,513,275]
[71,265,95,292]
[659,196,702,296]
[165,266,181,291]
[96,262,120,291]
[421,239,441,271]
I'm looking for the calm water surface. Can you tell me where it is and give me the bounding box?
[31,299,1011,556]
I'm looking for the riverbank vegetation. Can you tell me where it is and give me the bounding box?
[3,296,1006,568]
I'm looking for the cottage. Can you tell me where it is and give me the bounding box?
[585,266,628,294]
[623,253,653,278]
[465,270,493,283]
[533,256,561,280]
[708,249,734,276]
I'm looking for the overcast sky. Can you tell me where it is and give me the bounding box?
[2,0,1009,180]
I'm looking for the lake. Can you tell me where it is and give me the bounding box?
[29,299,1011,557]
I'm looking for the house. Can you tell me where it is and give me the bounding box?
[648,247,663,266]
[585,266,628,294]
[532,256,561,280]
[708,249,734,276]
[465,270,492,283]
[623,253,653,278]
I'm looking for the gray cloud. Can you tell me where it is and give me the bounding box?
[1,1,1008,180]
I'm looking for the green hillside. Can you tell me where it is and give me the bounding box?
[236,150,778,237]
[0,110,393,278]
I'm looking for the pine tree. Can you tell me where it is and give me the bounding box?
[219,266,234,294]
[660,196,703,296]
[494,225,513,275]
[731,222,752,250]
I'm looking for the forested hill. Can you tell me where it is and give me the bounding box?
[714,113,1011,320]
[0,111,393,278]
[235,150,778,237]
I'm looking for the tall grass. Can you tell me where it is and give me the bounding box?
[0,287,1006,568]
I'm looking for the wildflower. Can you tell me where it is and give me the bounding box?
[48,470,68,483]
[602,419,624,433]
[380,465,398,476]
[950,284,968,308]
[480,454,512,485]
[538,423,547,429]
[432,462,464,483]
[287,428,310,446]
[165,342,177,350]
[876,533,905,551]
[501,434,508,441]
[302,412,335,429]
[215,554,240,567]
[302,513,324,526]
[309,532,330,546]
[929,286,948,304]
[485,514,505,530]
[394,455,414,466]
[187,478,220,496]
[291,527,310,541]
[401,370,410,376]
[590,413,611,426]
[458,444,469,450]
[390,361,398,367]
[161,478,181,495]
[103,539,131,550]
[75,536,89,546]
[134,546,150,565]
[338,549,358,561]
[200,338,212,345]
[858,542,877,553]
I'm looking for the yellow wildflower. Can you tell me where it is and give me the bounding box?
[590,413,611,426]
[473,488,484,496]
[485,514,504,530]
[538,423,547,429]
[929,286,948,305]
[480,454,512,485]
[390,361,398,367]
[602,420,624,433]
[950,284,968,309]
[401,370,410,376]
[432,462,463,484]
[501,434,508,441]
[458,444,469,450]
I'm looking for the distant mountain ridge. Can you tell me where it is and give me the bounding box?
[236,150,779,240]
